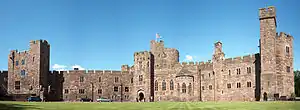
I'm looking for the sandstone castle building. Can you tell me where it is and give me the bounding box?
[0,6,294,102]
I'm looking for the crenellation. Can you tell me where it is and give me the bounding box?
[259,6,276,19]
[2,6,294,102]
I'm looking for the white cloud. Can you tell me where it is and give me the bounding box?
[72,64,85,70]
[184,55,194,61]
[52,64,67,71]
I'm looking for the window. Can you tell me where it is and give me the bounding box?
[131,78,133,83]
[287,66,291,73]
[227,84,231,89]
[213,71,215,75]
[65,89,69,94]
[188,83,192,94]
[98,89,102,94]
[33,57,35,62]
[247,82,252,87]
[21,59,25,65]
[228,70,231,76]
[177,83,180,92]
[99,77,101,82]
[155,80,158,91]
[79,76,84,82]
[209,85,212,90]
[170,80,174,90]
[114,87,118,92]
[162,80,166,91]
[286,46,290,55]
[125,87,129,92]
[15,81,20,90]
[237,68,241,75]
[79,89,85,94]
[20,70,26,77]
[115,77,119,83]
[182,83,186,93]
[16,61,19,66]
[202,86,204,90]
[237,83,241,88]
[247,67,251,74]
[139,75,143,82]
[209,73,211,77]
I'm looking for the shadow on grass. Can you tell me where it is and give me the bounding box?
[0,103,41,110]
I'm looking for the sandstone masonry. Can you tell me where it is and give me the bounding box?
[0,6,294,102]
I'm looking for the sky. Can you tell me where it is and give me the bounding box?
[0,0,299,71]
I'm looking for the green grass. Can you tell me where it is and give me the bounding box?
[0,101,300,110]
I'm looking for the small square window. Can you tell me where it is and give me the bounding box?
[65,89,69,94]
[125,87,129,92]
[98,89,102,94]
[114,87,118,92]
[287,66,291,73]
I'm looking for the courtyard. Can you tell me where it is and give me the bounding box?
[0,101,299,110]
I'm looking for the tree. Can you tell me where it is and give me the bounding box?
[295,70,300,97]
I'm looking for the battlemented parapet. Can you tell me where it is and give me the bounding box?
[259,6,276,19]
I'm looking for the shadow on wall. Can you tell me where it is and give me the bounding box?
[0,103,41,110]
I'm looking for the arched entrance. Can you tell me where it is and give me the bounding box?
[138,92,144,101]
[263,92,268,101]
[137,90,145,102]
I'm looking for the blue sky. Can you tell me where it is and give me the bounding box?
[0,0,299,71]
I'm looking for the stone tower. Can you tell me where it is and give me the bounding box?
[259,6,294,99]
[132,51,154,102]
[212,41,225,101]
[7,40,50,100]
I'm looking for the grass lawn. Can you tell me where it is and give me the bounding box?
[0,101,300,110]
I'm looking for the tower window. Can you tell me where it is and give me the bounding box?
[99,77,101,82]
[227,84,231,89]
[16,61,19,66]
[79,76,84,82]
[139,75,143,82]
[115,77,119,83]
[64,89,69,94]
[287,66,291,73]
[237,83,241,88]
[20,70,26,77]
[202,86,204,90]
[79,89,85,94]
[15,81,20,90]
[125,87,129,92]
[209,85,212,90]
[228,70,231,76]
[247,82,252,87]
[21,59,25,65]
[114,87,118,92]
[247,67,251,74]
[98,89,102,94]
[162,80,166,91]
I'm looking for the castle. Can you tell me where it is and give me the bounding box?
[0,6,294,102]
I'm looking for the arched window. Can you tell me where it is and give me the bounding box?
[162,80,166,91]
[182,83,186,93]
[170,80,174,90]
[155,80,158,91]
[188,83,192,94]
[177,83,180,92]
